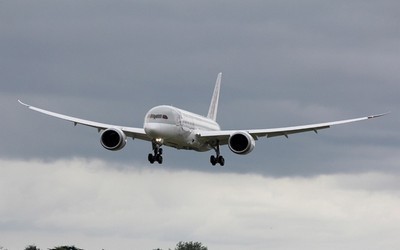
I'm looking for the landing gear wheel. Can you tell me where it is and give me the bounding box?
[148,153,155,164]
[210,155,217,166]
[156,154,163,164]
[218,156,225,166]
[148,141,164,164]
[210,141,225,166]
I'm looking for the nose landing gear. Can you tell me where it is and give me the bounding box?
[148,141,163,164]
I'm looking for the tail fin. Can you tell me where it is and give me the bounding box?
[207,72,222,121]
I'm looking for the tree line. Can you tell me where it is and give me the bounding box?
[1,241,207,250]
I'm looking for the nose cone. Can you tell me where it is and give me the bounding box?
[144,121,178,140]
[144,105,180,139]
[144,122,162,138]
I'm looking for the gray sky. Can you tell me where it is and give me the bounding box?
[1,1,399,249]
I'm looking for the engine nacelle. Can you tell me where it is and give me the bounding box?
[100,128,127,151]
[228,131,256,155]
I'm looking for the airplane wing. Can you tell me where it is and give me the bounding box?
[198,113,388,145]
[18,100,151,141]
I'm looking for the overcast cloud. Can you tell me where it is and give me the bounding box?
[1,0,399,249]
[2,158,400,250]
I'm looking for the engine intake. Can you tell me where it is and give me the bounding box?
[100,128,127,151]
[228,131,255,155]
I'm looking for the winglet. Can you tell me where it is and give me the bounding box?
[207,72,222,121]
[367,112,390,119]
[18,100,30,107]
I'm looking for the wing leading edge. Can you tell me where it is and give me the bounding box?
[18,100,150,141]
[198,113,389,145]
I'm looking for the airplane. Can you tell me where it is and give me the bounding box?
[18,73,387,166]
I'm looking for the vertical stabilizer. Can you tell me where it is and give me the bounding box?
[207,72,222,121]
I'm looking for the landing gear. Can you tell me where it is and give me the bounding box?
[148,141,163,164]
[210,155,224,166]
[210,142,225,166]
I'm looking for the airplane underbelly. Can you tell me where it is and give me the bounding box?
[144,122,179,139]
[168,131,211,152]
[144,121,212,152]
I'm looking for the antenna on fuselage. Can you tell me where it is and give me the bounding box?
[207,72,222,122]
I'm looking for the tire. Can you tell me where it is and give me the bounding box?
[218,156,225,166]
[148,153,155,164]
[156,154,163,164]
[210,155,217,166]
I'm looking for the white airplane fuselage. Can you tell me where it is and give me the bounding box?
[144,105,220,152]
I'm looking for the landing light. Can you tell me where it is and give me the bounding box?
[155,138,164,144]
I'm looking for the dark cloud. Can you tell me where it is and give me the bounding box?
[1,0,397,176]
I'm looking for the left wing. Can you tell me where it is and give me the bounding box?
[198,113,388,145]
[18,100,151,141]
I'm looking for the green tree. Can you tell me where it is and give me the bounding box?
[175,241,207,250]
[25,245,40,250]
[48,246,83,250]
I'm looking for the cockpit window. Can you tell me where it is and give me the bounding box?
[148,114,168,120]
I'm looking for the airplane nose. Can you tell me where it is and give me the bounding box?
[144,123,158,137]
[144,122,176,139]
[144,123,161,138]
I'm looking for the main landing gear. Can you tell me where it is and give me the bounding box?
[148,141,163,164]
[210,142,225,166]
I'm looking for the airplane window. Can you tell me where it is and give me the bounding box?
[163,115,168,119]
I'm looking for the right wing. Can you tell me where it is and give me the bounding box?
[18,100,151,141]
[198,113,388,145]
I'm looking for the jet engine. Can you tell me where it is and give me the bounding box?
[228,131,256,155]
[100,128,127,151]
